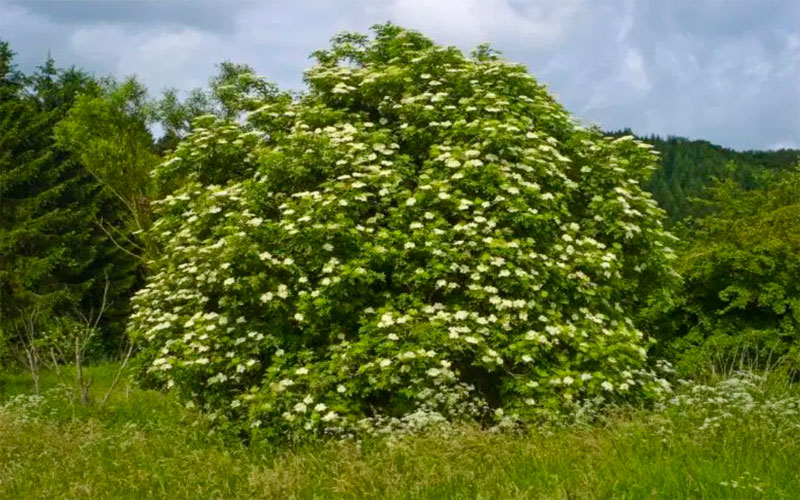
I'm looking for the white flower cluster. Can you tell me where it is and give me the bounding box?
[666,372,800,434]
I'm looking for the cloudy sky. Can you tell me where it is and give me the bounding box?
[1,0,798,150]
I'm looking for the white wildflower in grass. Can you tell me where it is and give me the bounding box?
[130,23,678,440]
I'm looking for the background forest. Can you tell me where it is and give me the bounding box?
[1,28,800,498]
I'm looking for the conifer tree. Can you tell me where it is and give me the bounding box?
[0,43,139,356]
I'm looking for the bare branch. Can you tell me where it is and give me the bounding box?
[99,340,135,408]
[94,217,145,261]
[83,166,140,227]
[93,272,111,330]
[11,304,43,395]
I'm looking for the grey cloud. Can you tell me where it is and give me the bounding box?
[635,0,799,40]
[617,0,800,149]
[1,0,797,150]
[5,0,250,32]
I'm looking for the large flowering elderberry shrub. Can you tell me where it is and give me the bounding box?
[129,24,678,439]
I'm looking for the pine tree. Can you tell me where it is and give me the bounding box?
[0,44,139,355]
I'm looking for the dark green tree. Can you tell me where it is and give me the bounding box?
[0,45,139,358]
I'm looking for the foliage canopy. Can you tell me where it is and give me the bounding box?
[658,168,800,375]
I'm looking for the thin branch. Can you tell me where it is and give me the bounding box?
[100,214,148,252]
[99,341,135,408]
[11,305,43,394]
[94,218,145,261]
[83,166,140,226]
[92,272,111,330]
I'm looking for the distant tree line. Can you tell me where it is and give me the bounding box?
[610,128,799,222]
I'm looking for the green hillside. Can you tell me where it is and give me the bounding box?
[611,130,800,221]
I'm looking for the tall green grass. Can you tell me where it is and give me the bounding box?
[1,364,799,499]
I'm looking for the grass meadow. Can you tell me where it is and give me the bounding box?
[1,364,799,499]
